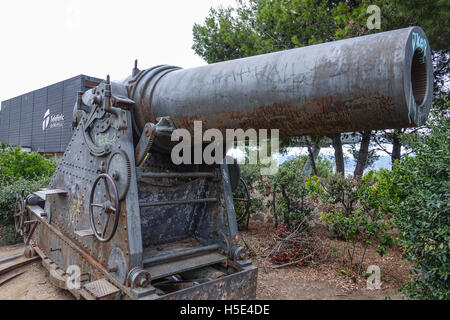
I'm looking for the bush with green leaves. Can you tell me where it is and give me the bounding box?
[256,156,333,228]
[310,156,335,178]
[379,111,449,300]
[306,173,394,272]
[0,177,52,222]
[233,155,332,228]
[0,146,55,183]
[0,146,55,228]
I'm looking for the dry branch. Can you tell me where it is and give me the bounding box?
[262,221,330,272]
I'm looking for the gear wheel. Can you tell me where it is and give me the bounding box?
[106,149,131,201]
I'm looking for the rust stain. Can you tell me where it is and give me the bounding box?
[169,95,401,138]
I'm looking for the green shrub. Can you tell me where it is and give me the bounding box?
[0,147,55,243]
[0,177,51,222]
[380,112,450,300]
[237,155,332,228]
[0,146,55,184]
[258,157,314,228]
[314,156,334,178]
[307,173,394,272]
[0,224,23,245]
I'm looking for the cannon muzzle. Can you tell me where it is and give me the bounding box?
[127,26,432,138]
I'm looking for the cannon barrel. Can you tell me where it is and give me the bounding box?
[127,27,432,138]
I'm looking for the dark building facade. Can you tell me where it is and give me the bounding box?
[0,75,102,153]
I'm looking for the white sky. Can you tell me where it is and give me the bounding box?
[0,0,237,104]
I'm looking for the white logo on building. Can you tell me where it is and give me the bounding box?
[43,109,50,131]
[42,109,65,131]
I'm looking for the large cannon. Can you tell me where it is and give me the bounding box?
[16,27,432,300]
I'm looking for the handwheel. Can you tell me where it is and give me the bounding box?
[14,190,30,236]
[14,192,25,235]
[89,173,120,242]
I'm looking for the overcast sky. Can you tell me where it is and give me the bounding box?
[0,0,237,104]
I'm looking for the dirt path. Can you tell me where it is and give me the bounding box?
[256,264,401,300]
[241,222,409,300]
[0,244,72,300]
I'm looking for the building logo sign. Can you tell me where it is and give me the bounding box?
[42,109,65,131]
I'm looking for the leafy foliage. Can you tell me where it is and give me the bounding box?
[257,156,333,228]
[307,173,394,272]
[0,177,51,222]
[379,110,450,300]
[193,0,342,64]
[0,224,22,245]
[0,146,55,242]
[0,146,55,184]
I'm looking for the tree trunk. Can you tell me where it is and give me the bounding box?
[331,133,345,176]
[391,129,402,169]
[304,136,318,176]
[354,131,372,178]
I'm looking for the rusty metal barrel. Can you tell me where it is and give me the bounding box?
[127,26,433,138]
